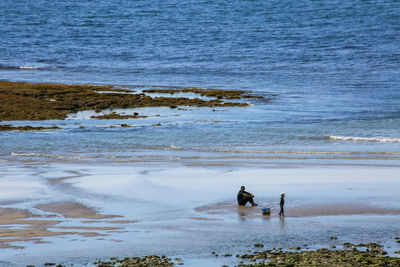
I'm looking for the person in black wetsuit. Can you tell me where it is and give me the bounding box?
[279,192,285,216]
[237,186,258,206]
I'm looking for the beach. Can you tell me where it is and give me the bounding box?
[0,159,399,266]
[1,0,400,265]
[0,81,399,266]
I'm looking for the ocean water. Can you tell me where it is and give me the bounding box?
[1,0,400,166]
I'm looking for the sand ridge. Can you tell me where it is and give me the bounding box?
[0,202,135,249]
[34,201,121,219]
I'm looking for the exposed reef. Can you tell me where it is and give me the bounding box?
[238,243,400,266]
[93,255,175,267]
[90,112,147,120]
[0,81,262,121]
[47,242,400,267]
[143,87,264,99]
[0,124,60,131]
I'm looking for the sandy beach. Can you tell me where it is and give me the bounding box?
[0,83,399,266]
[0,161,399,266]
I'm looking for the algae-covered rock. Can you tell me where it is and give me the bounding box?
[0,81,262,121]
[0,124,60,131]
[91,112,147,120]
[143,87,263,100]
[94,255,174,267]
[238,243,400,267]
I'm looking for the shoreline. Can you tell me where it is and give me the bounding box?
[4,236,400,266]
[42,242,400,267]
[0,162,399,266]
[1,79,399,265]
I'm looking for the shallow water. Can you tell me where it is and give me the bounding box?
[0,162,399,266]
[1,0,400,166]
[1,0,400,265]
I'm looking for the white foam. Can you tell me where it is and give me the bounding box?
[12,152,40,157]
[19,66,40,70]
[18,65,59,70]
[328,135,400,143]
[169,144,182,150]
[11,152,88,160]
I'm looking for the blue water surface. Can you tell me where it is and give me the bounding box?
[1,0,400,164]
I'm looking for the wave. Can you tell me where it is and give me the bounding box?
[19,66,42,70]
[327,135,400,143]
[11,152,41,157]
[11,152,89,159]
[0,65,61,70]
[147,144,184,151]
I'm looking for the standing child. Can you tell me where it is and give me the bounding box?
[279,193,285,216]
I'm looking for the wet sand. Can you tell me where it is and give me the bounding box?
[0,163,399,266]
[0,203,131,250]
[195,202,400,218]
[34,202,121,219]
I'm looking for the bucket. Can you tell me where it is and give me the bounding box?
[262,208,271,215]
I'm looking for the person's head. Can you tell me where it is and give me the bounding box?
[281,192,285,198]
[241,186,245,191]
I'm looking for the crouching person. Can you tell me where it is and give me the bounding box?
[237,186,258,206]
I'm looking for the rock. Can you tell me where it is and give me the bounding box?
[93,255,174,266]
[91,112,147,120]
[0,124,60,131]
[343,242,354,248]
[236,246,400,266]
[0,81,263,121]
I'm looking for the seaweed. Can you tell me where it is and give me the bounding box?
[0,81,257,121]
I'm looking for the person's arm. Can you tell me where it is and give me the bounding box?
[243,191,254,197]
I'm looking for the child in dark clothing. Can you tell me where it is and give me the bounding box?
[279,193,285,216]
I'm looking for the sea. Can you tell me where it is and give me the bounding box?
[1,0,400,167]
[0,1,400,265]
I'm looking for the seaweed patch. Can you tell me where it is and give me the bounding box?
[0,81,262,121]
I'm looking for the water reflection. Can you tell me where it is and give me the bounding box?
[237,206,248,221]
[279,216,285,230]
[237,206,259,221]
[262,214,271,221]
